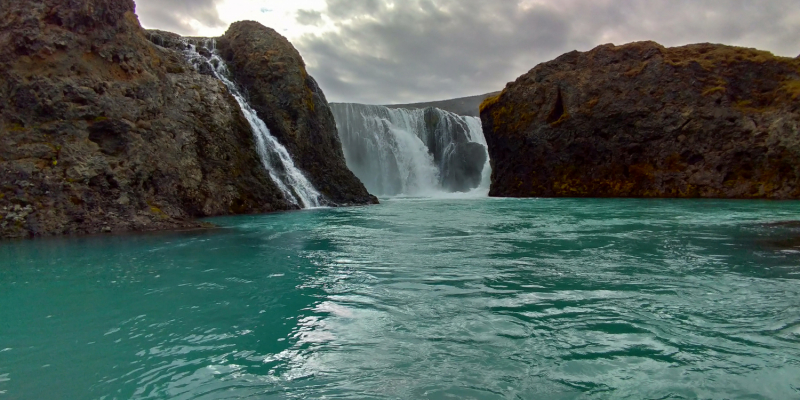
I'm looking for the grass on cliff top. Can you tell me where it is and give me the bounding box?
[647,42,800,105]
[480,42,800,121]
[660,43,798,70]
[479,93,502,114]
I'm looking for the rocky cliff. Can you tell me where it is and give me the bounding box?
[0,0,368,239]
[216,21,377,206]
[481,41,800,199]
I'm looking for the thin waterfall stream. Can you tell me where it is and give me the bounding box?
[182,40,325,209]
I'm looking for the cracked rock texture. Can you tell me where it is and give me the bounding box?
[0,0,296,239]
[481,41,800,199]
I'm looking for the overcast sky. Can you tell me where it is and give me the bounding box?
[134,0,800,104]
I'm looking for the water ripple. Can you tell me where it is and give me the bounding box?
[2,199,800,399]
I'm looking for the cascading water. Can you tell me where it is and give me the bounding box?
[330,103,491,197]
[181,39,325,209]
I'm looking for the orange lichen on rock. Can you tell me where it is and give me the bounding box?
[478,93,502,114]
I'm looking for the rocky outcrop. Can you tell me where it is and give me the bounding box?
[216,21,377,205]
[481,41,800,199]
[0,0,296,239]
[420,107,487,192]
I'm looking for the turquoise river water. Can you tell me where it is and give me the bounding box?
[2,198,800,399]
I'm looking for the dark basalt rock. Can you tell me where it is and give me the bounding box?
[481,41,800,199]
[216,21,377,206]
[145,29,187,51]
[441,142,488,193]
[0,0,294,239]
[421,107,487,192]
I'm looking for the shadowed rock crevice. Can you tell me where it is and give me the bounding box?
[546,88,566,124]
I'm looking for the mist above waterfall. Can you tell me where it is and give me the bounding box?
[330,104,491,197]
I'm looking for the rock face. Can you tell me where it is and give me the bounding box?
[419,107,488,192]
[216,21,377,205]
[481,41,800,199]
[0,0,297,239]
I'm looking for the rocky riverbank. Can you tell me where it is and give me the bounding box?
[0,0,373,239]
[481,41,800,199]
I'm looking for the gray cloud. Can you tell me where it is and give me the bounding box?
[296,10,324,27]
[134,0,225,35]
[133,0,800,104]
[295,0,800,104]
[325,0,386,19]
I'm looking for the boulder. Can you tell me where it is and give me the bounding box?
[441,141,488,192]
[481,41,800,198]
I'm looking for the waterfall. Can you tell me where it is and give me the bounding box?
[330,103,491,197]
[181,40,325,209]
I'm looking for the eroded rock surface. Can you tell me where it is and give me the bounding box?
[0,0,292,239]
[481,41,800,199]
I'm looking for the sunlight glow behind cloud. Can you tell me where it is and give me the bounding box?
[135,0,800,104]
[187,0,331,38]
